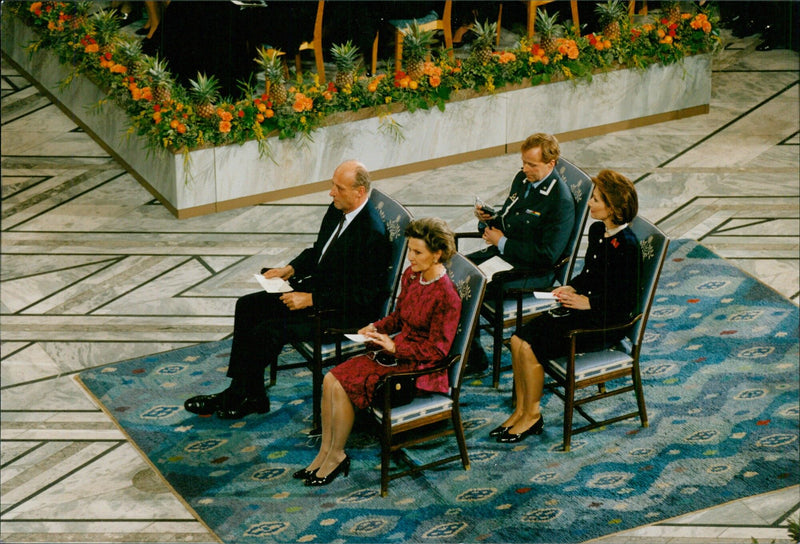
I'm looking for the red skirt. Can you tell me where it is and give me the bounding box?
[329,354,416,410]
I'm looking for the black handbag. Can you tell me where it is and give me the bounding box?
[367,351,417,408]
[372,374,417,409]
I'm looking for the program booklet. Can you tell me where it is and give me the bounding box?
[477,256,514,281]
[253,273,293,293]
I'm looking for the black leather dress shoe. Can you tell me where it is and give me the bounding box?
[292,467,317,480]
[488,425,510,438]
[184,392,225,415]
[305,455,350,486]
[215,395,270,419]
[497,416,544,443]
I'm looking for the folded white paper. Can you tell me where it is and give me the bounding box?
[477,255,514,281]
[533,291,558,299]
[344,333,369,343]
[253,274,293,293]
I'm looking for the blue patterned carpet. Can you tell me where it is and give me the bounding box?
[77,240,799,544]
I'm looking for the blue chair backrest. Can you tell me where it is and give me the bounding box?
[370,189,413,316]
[555,157,594,285]
[628,216,670,345]
[445,253,487,389]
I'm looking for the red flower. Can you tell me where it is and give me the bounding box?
[153,104,161,112]
[661,18,669,25]
[238,110,245,118]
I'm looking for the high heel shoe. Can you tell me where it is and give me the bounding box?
[497,416,544,443]
[305,455,350,486]
[292,467,317,480]
[488,425,510,438]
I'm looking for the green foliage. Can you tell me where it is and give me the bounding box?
[6,0,720,153]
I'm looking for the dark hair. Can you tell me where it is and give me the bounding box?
[404,217,456,263]
[521,133,560,163]
[592,169,638,225]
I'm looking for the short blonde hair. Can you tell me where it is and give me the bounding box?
[521,133,560,163]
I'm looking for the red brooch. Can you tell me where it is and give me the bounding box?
[610,238,619,248]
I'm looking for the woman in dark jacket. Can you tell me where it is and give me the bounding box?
[491,170,641,443]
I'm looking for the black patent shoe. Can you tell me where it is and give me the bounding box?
[215,395,270,419]
[184,392,226,415]
[488,425,510,438]
[305,455,350,486]
[497,416,544,443]
[292,467,317,480]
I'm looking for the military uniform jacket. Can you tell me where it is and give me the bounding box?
[486,168,575,270]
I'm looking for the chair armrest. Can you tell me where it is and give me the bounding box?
[379,353,459,383]
[454,231,481,240]
[565,313,643,339]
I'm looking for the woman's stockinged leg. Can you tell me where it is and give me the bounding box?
[304,373,337,473]
[507,336,544,434]
[500,335,527,428]
[314,373,354,478]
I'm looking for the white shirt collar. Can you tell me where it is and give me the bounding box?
[605,223,628,237]
[341,196,368,231]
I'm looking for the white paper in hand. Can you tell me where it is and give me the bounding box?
[344,333,369,343]
[253,274,293,293]
[533,291,558,299]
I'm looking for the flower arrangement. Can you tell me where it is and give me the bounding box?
[7,1,720,155]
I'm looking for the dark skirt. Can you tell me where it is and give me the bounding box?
[515,309,624,361]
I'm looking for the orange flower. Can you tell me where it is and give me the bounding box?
[140,87,153,101]
[84,43,99,53]
[682,12,692,19]
[216,109,233,121]
[177,123,187,134]
[256,102,267,113]
[292,92,313,112]
[152,111,162,123]
[429,74,441,88]
[494,51,517,64]
[110,64,127,74]
[409,80,418,90]
[256,113,264,123]
[169,119,179,129]
[265,109,274,118]
[29,2,43,14]
[422,61,442,77]
[219,120,231,133]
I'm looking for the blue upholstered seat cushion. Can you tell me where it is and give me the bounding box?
[371,393,453,426]
[485,295,560,322]
[548,345,634,382]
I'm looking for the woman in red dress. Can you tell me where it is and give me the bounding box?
[295,217,462,486]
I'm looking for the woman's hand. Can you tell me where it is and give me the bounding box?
[555,289,590,310]
[365,331,396,354]
[358,323,377,336]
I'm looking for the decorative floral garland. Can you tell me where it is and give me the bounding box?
[7,1,720,155]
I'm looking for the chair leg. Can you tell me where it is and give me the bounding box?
[310,358,323,435]
[452,410,470,470]
[563,380,576,452]
[632,365,649,427]
[269,360,277,386]
[380,421,392,496]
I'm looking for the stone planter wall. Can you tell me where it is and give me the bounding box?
[2,14,711,218]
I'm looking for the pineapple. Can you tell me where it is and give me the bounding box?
[469,19,498,64]
[535,9,564,54]
[665,1,683,24]
[91,8,121,54]
[401,20,436,80]
[147,55,173,103]
[189,72,221,119]
[330,41,360,89]
[117,38,144,75]
[595,0,628,42]
[255,46,287,106]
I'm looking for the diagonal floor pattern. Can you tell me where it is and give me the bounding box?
[1,31,798,544]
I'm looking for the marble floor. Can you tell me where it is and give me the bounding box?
[1,28,799,544]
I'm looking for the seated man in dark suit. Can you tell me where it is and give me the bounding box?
[466,133,575,371]
[185,160,391,419]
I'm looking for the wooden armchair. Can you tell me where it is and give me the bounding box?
[540,216,669,451]
[369,253,487,496]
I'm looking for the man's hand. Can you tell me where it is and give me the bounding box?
[264,265,294,280]
[482,226,503,246]
[474,206,494,222]
[280,291,312,310]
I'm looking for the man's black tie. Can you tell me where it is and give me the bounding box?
[319,213,345,262]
